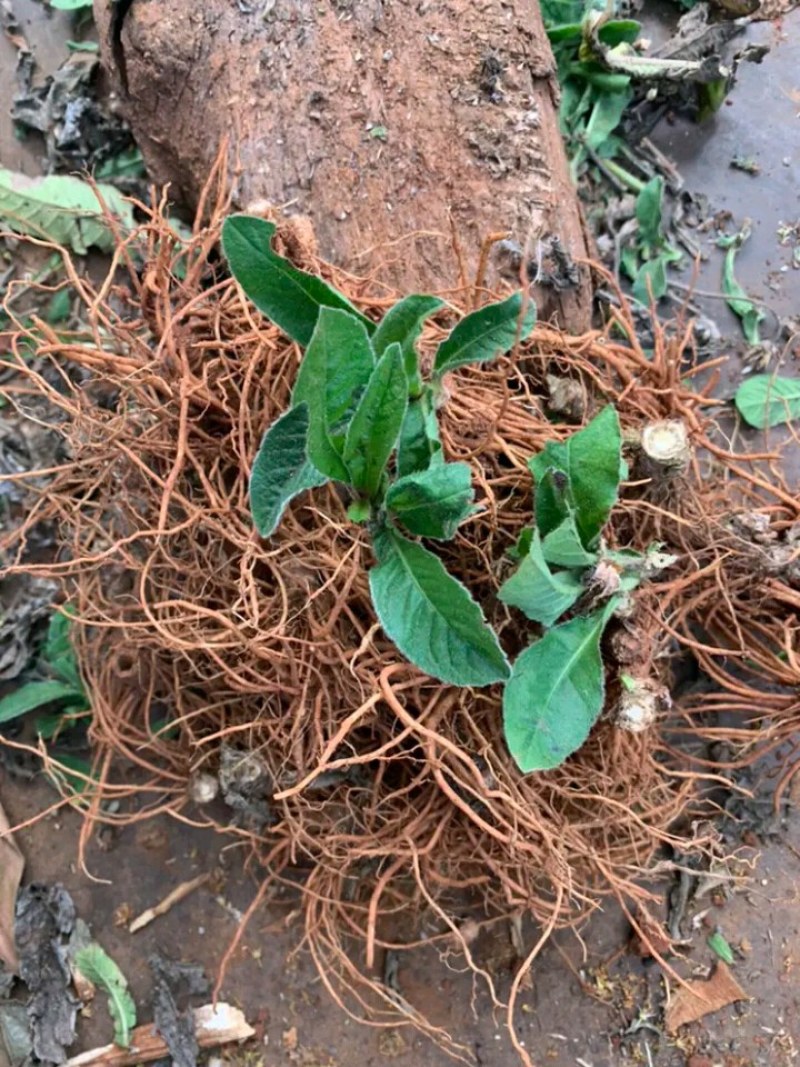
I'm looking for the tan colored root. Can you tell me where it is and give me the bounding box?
[1,161,798,1060]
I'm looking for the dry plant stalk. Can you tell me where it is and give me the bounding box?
[1,161,798,1062]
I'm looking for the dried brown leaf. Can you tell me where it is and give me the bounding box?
[0,799,24,972]
[665,962,749,1032]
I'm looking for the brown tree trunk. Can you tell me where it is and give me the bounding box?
[95,0,593,332]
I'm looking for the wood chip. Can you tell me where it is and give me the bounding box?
[665,963,749,1032]
[0,799,24,972]
[61,1003,254,1066]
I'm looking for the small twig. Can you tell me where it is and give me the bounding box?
[129,872,210,933]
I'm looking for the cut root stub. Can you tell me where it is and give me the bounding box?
[638,419,692,480]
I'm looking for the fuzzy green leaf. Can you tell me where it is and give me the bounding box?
[292,307,376,481]
[529,406,622,549]
[541,514,599,568]
[386,462,474,541]
[221,215,374,346]
[0,169,134,254]
[49,0,93,8]
[734,374,800,429]
[396,392,443,476]
[0,681,87,725]
[433,293,536,377]
[74,945,137,1048]
[249,404,327,537]
[499,530,583,627]
[343,344,408,496]
[369,528,510,687]
[371,295,444,396]
[503,601,617,772]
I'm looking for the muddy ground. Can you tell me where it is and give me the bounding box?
[1,2,800,1066]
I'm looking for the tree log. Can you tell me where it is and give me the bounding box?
[94,0,593,332]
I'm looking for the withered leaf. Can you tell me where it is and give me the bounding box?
[665,962,749,1032]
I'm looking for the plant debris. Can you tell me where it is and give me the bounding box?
[217,746,274,832]
[665,962,749,1032]
[12,52,140,185]
[0,801,23,974]
[14,884,79,1063]
[61,1003,254,1067]
[150,956,209,1067]
[0,1001,32,1067]
[0,577,58,682]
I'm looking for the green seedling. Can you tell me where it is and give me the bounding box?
[224,215,669,773]
[223,213,535,689]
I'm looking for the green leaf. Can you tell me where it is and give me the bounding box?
[707,931,735,965]
[598,19,641,45]
[534,468,571,540]
[44,607,82,687]
[221,215,374,346]
[371,295,444,397]
[249,404,327,537]
[396,392,443,476]
[735,374,800,429]
[343,343,408,496]
[498,530,583,627]
[47,753,97,799]
[584,88,632,151]
[530,407,622,549]
[510,527,534,561]
[386,462,474,541]
[503,601,617,772]
[632,256,667,305]
[369,528,510,687]
[36,709,89,741]
[74,944,137,1048]
[635,176,664,250]
[292,307,376,481]
[0,169,134,254]
[0,681,87,726]
[717,229,764,346]
[50,0,93,7]
[66,39,100,51]
[45,288,72,324]
[432,293,536,377]
[347,499,371,523]
[541,514,599,568]
[95,148,146,182]
[620,245,639,282]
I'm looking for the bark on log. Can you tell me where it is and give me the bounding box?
[95,0,593,332]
